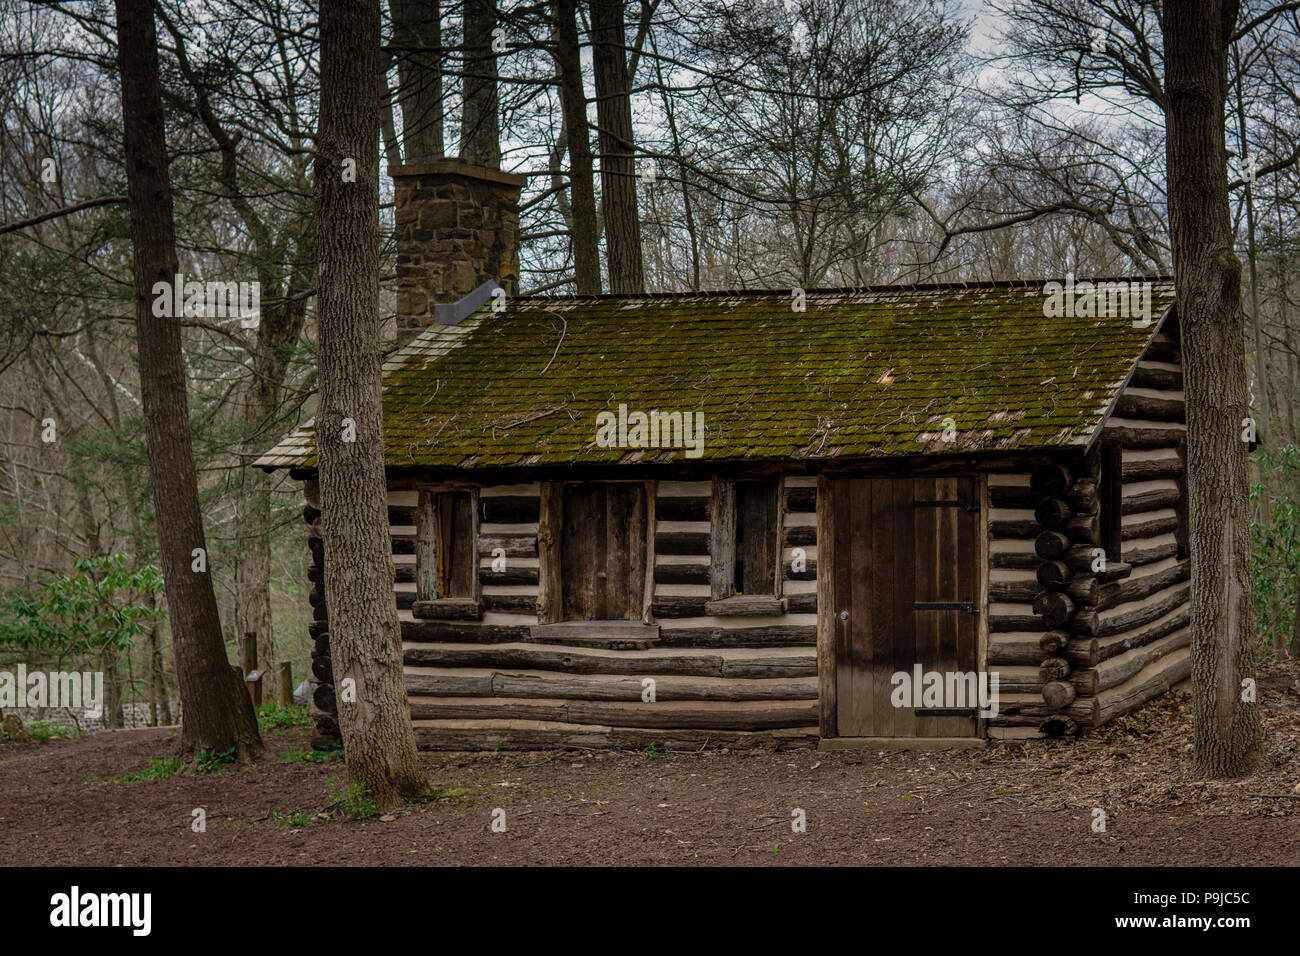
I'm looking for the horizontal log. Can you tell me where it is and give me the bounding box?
[482,594,538,615]
[987,633,1048,665]
[657,625,817,648]
[1081,605,1192,667]
[1122,455,1183,481]
[480,567,539,586]
[786,592,816,614]
[1129,363,1182,390]
[1063,512,1099,544]
[480,496,540,524]
[704,595,787,616]
[1122,487,1180,515]
[1095,560,1190,613]
[408,669,821,702]
[655,496,709,522]
[479,534,537,557]
[785,486,816,512]
[402,620,531,643]
[412,721,819,752]
[655,562,710,585]
[1070,627,1191,696]
[783,526,817,548]
[1082,646,1191,726]
[993,518,1041,539]
[989,484,1037,509]
[989,611,1042,633]
[1123,514,1177,540]
[655,531,710,555]
[989,579,1040,602]
[1123,538,1179,566]
[403,642,818,678]
[1114,392,1185,423]
[992,550,1041,570]
[411,597,483,620]
[408,696,820,730]
[1101,423,1187,449]
[651,595,710,618]
[1093,584,1190,638]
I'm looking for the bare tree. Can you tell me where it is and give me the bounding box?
[391,0,446,161]
[591,0,644,291]
[1164,0,1261,776]
[316,0,432,807]
[113,0,262,759]
[461,0,502,165]
[552,0,602,292]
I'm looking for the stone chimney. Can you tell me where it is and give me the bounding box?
[391,159,527,346]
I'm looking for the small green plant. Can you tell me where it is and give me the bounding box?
[768,844,780,854]
[117,757,182,782]
[196,747,237,773]
[326,778,381,820]
[285,740,343,764]
[273,810,313,828]
[257,703,310,731]
[24,720,70,742]
[643,742,659,757]
[493,732,507,754]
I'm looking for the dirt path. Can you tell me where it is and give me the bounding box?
[3,671,1298,866]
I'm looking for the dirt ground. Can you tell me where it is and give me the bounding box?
[3,660,1299,867]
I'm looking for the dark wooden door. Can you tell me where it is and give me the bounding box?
[561,482,647,620]
[832,476,978,738]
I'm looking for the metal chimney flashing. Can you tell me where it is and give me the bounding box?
[435,280,502,326]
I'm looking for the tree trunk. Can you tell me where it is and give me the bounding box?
[552,0,602,293]
[390,0,444,161]
[114,0,263,762]
[590,0,643,293]
[101,647,124,729]
[1162,0,1261,777]
[460,0,500,166]
[316,0,432,807]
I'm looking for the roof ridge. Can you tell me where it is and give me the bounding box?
[513,274,1176,303]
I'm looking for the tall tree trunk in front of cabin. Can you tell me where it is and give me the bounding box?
[114,0,263,762]
[460,0,501,167]
[1163,0,1261,776]
[591,0,644,293]
[552,0,602,293]
[316,0,431,807]
[390,0,444,161]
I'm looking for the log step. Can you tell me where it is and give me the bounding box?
[407,696,819,730]
[412,720,819,751]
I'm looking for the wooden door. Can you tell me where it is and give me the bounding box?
[832,476,979,738]
[561,482,647,620]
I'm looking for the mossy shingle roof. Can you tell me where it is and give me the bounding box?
[255,278,1175,471]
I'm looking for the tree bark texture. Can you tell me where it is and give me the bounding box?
[460,0,501,166]
[591,0,644,292]
[391,0,445,161]
[1163,0,1261,776]
[553,0,602,293]
[115,0,263,761]
[316,0,432,807]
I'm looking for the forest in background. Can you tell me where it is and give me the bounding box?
[1,0,1297,728]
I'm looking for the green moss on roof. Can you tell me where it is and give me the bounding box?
[256,279,1176,471]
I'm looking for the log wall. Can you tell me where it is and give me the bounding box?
[394,476,820,750]
[984,317,1190,740]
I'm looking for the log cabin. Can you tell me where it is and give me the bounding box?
[257,159,1192,751]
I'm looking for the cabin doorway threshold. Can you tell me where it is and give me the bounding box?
[818,736,988,751]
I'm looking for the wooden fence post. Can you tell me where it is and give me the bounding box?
[279,662,294,708]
